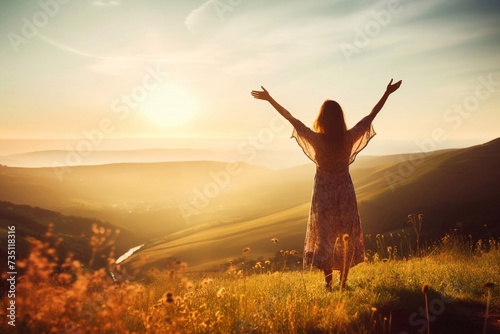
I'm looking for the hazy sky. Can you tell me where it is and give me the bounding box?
[0,0,499,163]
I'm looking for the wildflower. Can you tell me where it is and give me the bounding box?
[290,250,299,255]
[55,237,63,246]
[243,247,251,254]
[58,273,72,284]
[265,260,271,265]
[215,311,224,322]
[45,224,54,238]
[271,238,279,244]
[72,260,81,270]
[201,278,213,286]
[217,287,226,299]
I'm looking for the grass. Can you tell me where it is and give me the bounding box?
[1,228,499,333]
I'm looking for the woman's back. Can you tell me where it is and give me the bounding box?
[292,115,376,174]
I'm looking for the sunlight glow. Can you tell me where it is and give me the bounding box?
[140,83,198,128]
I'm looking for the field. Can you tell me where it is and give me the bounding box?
[1,228,499,334]
[1,139,499,274]
[0,139,499,333]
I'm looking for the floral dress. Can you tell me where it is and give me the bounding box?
[291,116,375,271]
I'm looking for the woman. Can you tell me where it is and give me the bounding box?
[251,79,402,290]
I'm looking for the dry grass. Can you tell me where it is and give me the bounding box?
[1,227,499,333]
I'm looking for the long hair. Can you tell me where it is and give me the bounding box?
[313,100,348,151]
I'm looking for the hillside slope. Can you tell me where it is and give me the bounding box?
[121,139,500,270]
[1,139,498,270]
[0,201,134,268]
[0,162,276,238]
[356,138,500,236]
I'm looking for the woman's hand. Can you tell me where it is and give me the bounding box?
[251,86,298,124]
[386,79,402,95]
[369,78,403,120]
[251,86,271,101]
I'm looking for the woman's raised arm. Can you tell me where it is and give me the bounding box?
[251,86,299,125]
[367,79,402,122]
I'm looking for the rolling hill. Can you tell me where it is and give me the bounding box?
[0,161,279,239]
[1,138,498,271]
[120,138,500,271]
[355,138,500,236]
[0,201,134,269]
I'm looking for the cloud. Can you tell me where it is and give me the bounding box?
[184,0,221,33]
[36,32,215,75]
[187,5,362,76]
[38,33,115,60]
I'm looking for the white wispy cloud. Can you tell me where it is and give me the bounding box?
[184,0,221,33]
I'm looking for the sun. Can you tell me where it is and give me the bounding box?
[139,82,198,128]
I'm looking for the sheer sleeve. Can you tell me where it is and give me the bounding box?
[291,119,319,165]
[348,116,376,164]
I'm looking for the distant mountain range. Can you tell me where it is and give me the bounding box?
[0,148,229,167]
[0,138,498,271]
